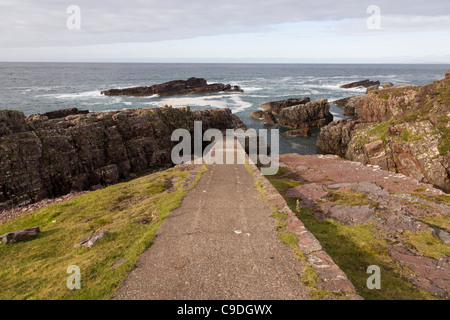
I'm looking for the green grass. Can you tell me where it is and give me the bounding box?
[327,189,379,208]
[402,230,450,259]
[0,165,206,300]
[264,170,436,300]
[421,214,450,231]
[367,120,394,144]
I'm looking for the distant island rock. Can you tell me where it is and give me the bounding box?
[340,79,380,89]
[101,77,244,97]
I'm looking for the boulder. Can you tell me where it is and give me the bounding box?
[248,110,264,119]
[0,227,40,244]
[260,97,310,115]
[101,77,243,96]
[73,231,110,248]
[278,99,333,129]
[284,128,312,137]
[340,79,380,89]
[382,82,394,88]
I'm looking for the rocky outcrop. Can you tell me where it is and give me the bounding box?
[278,99,333,129]
[277,154,450,298]
[0,107,245,210]
[331,95,365,117]
[43,108,89,119]
[101,77,243,96]
[318,73,450,192]
[284,128,312,137]
[260,97,310,115]
[340,79,380,89]
[0,227,40,244]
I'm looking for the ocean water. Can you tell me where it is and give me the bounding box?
[1,62,448,154]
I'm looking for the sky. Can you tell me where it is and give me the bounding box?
[0,0,449,63]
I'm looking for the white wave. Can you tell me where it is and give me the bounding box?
[229,95,253,113]
[123,101,133,106]
[37,90,103,99]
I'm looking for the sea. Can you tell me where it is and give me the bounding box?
[1,62,448,154]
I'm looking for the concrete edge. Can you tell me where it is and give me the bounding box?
[245,158,364,300]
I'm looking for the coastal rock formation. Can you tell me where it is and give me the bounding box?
[260,97,310,115]
[276,154,450,298]
[0,106,245,210]
[331,95,365,117]
[318,73,450,191]
[278,99,333,129]
[340,79,380,89]
[101,77,243,96]
[284,128,312,137]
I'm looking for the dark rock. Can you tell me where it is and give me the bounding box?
[260,97,310,115]
[283,128,312,137]
[0,107,245,210]
[101,77,243,96]
[73,231,110,248]
[278,99,333,129]
[0,227,40,244]
[262,111,277,125]
[340,79,380,89]
[43,108,89,119]
[248,110,264,119]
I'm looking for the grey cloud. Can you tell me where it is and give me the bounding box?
[0,0,449,48]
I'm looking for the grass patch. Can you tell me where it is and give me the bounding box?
[327,190,379,208]
[402,230,450,259]
[367,120,394,143]
[421,214,450,231]
[264,172,436,300]
[0,165,206,300]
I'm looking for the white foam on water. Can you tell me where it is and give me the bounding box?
[37,90,103,99]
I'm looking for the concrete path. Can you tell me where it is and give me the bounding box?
[113,138,309,300]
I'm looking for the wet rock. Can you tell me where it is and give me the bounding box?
[0,227,40,244]
[101,77,243,96]
[340,79,380,89]
[278,99,333,129]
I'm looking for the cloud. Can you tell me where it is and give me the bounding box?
[0,0,449,48]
